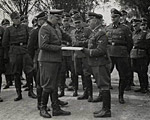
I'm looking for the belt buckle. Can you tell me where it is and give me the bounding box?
[20,43,23,46]
[112,42,115,46]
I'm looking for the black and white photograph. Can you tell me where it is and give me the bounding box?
[0,0,150,120]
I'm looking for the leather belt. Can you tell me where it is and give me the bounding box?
[10,42,27,46]
[108,42,127,46]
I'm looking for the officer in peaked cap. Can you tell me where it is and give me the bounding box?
[3,11,37,102]
[38,8,71,118]
[130,17,149,93]
[106,8,133,104]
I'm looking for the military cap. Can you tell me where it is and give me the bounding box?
[111,8,122,17]
[20,15,28,22]
[87,12,103,20]
[36,11,48,20]
[71,13,82,22]
[10,11,20,19]
[49,9,64,16]
[121,10,127,15]
[69,9,79,16]
[1,19,10,25]
[141,17,147,24]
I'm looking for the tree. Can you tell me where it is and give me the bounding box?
[0,0,38,16]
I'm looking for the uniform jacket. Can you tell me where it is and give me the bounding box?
[38,21,62,63]
[84,25,110,66]
[2,24,29,55]
[130,29,150,58]
[106,23,133,57]
[28,26,40,60]
[71,27,92,58]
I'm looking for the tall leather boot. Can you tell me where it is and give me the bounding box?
[72,74,78,96]
[50,91,71,116]
[119,83,126,104]
[40,91,51,118]
[37,86,43,110]
[94,90,111,118]
[27,72,37,99]
[14,89,22,101]
[92,90,103,103]
[77,88,88,100]
[14,74,22,101]
[87,77,93,102]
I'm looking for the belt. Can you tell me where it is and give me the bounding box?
[108,42,127,46]
[10,42,27,46]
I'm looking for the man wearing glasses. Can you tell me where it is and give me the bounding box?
[106,8,133,104]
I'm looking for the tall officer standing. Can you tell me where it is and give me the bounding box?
[131,19,150,93]
[120,10,135,91]
[71,13,93,102]
[2,11,37,101]
[58,12,76,97]
[28,11,48,110]
[38,9,71,118]
[106,8,133,104]
[83,12,111,117]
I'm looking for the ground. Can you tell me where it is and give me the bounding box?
[0,68,150,120]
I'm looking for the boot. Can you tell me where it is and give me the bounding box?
[125,85,131,91]
[52,102,71,116]
[40,106,51,118]
[92,90,103,103]
[28,89,37,99]
[73,89,78,97]
[40,91,51,118]
[37,87,42,110]
[77,88,88,100]
[119,84,125,104]
[14,90,22,101]
[94,90,111,118]
[27,72,37,99]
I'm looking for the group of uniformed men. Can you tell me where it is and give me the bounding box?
[0,7,150,118]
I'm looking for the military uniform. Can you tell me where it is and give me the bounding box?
[0,26,4,102]
[83,12,111,117]
[1,19,14,89]
[120,10,134,90]
[38,10,71,118]
[131,26,150,93]
[2,12,36,101]
[59,17,76,97]
[106,9,133,104]
[71,13,93,101]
